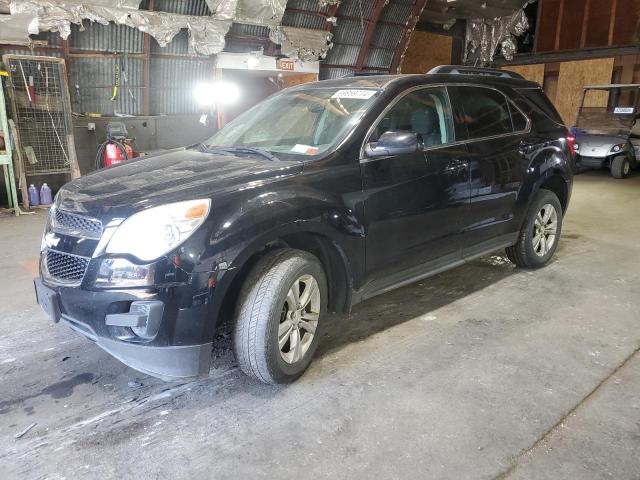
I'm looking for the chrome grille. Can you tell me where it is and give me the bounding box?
[53,210,103,239]
[45,250,90,283]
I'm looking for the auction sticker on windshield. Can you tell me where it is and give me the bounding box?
[292,144,319,155]
[331,89,377,99]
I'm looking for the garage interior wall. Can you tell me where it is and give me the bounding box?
[536,0,640,51]
[555,58,615,125]
[504,64,545,86]
[505,57,630,126]
[400,31,453,74]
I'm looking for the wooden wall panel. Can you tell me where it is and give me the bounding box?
[613,0,640,45]
[400,31,452,74]
[537,0,561,52]
[536,0,638,51]
[555,58,614,125]
[585,0,613,47]
[505,64,545,86]
[559,0,587,50]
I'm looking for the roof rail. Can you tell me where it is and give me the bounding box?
[427,65,525,80]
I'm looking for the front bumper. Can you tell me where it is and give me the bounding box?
[34,277,212,380]
[577,155,607,169]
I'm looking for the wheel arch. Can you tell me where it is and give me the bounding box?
[539,173,569,213]
[211,225,355,335]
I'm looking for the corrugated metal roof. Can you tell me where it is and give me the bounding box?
[336,1,375,19]
[281,11,326,29]
[324,43,360,66]
[371,23,403,49]
[70,22,144,53]
[229,23,270,38]
[331,19,366,46]
[317,0,417,73]
[321,66,354,80]
[363,47,394,69]
[0,0,421,116]
[285,0,330,14]
[153,0,210,16]
[382,1,415,25]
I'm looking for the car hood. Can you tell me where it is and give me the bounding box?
[576,132,627,157]
[56,148,303,218]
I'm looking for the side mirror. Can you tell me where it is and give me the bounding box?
[364,131,423,158]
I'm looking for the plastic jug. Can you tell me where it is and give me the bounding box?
[28,184,40,206]
[40,183,53,205]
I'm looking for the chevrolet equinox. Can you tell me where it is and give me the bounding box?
[35,66,573,384]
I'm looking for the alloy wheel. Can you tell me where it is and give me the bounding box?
[532,203,558,257]
[278,274,320,364]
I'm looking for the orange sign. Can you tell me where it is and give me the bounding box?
[277,59,295,71]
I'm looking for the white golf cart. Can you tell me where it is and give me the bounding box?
[574,84,640,179]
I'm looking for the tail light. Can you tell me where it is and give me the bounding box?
[566,131,576,158]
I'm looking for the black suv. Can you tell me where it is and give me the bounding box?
[35,66,573,384]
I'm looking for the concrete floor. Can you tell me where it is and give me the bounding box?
[1,171,639,479]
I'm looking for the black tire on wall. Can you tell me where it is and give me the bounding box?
[233,249,327,384]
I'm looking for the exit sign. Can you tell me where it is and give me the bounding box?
[277,59,294,71]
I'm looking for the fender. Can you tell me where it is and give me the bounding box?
[516,141,572,230]
[197,187,365,332]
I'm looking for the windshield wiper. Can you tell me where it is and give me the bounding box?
[199,144,279,161]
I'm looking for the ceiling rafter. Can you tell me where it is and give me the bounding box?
[390,0,430,73]
[325,3,339,31]
[354,0,388,71]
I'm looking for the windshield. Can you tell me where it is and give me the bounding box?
[205,87,380,158]
[577,87,640,134]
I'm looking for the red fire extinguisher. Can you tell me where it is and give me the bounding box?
[103,142,134,168]
[96,122,134,169]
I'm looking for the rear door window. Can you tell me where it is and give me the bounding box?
[517,87,564,125]
[456,86,514,139]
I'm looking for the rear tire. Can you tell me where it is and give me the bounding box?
[506,190,563,269]
[611,155,631,179]
[233,249,327,384]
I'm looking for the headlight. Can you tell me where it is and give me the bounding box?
[95,258,155,287]
[574,143,580,152]
[611,144,625,153]
[106,199,211,262]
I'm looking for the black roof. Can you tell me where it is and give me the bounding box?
[291,71,539,93]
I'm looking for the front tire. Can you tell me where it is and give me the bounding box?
[611,155,631,179]
[506,190,563,269]
[233,249,327,384]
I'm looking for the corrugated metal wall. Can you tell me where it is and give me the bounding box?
[1,0,424,112]
[282,0,422,79]
[150,57,213,114]
[0,0,218,116]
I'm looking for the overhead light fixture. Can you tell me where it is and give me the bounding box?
[193,81,240,106]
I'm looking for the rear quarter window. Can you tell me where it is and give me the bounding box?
[517,88,564,125]
[456,86,514,139]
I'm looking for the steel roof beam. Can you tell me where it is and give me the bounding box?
[354,0,388,71]
[390,0,429,73]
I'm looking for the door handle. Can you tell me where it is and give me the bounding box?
[445,159,469,174]
[519,139,535,154]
